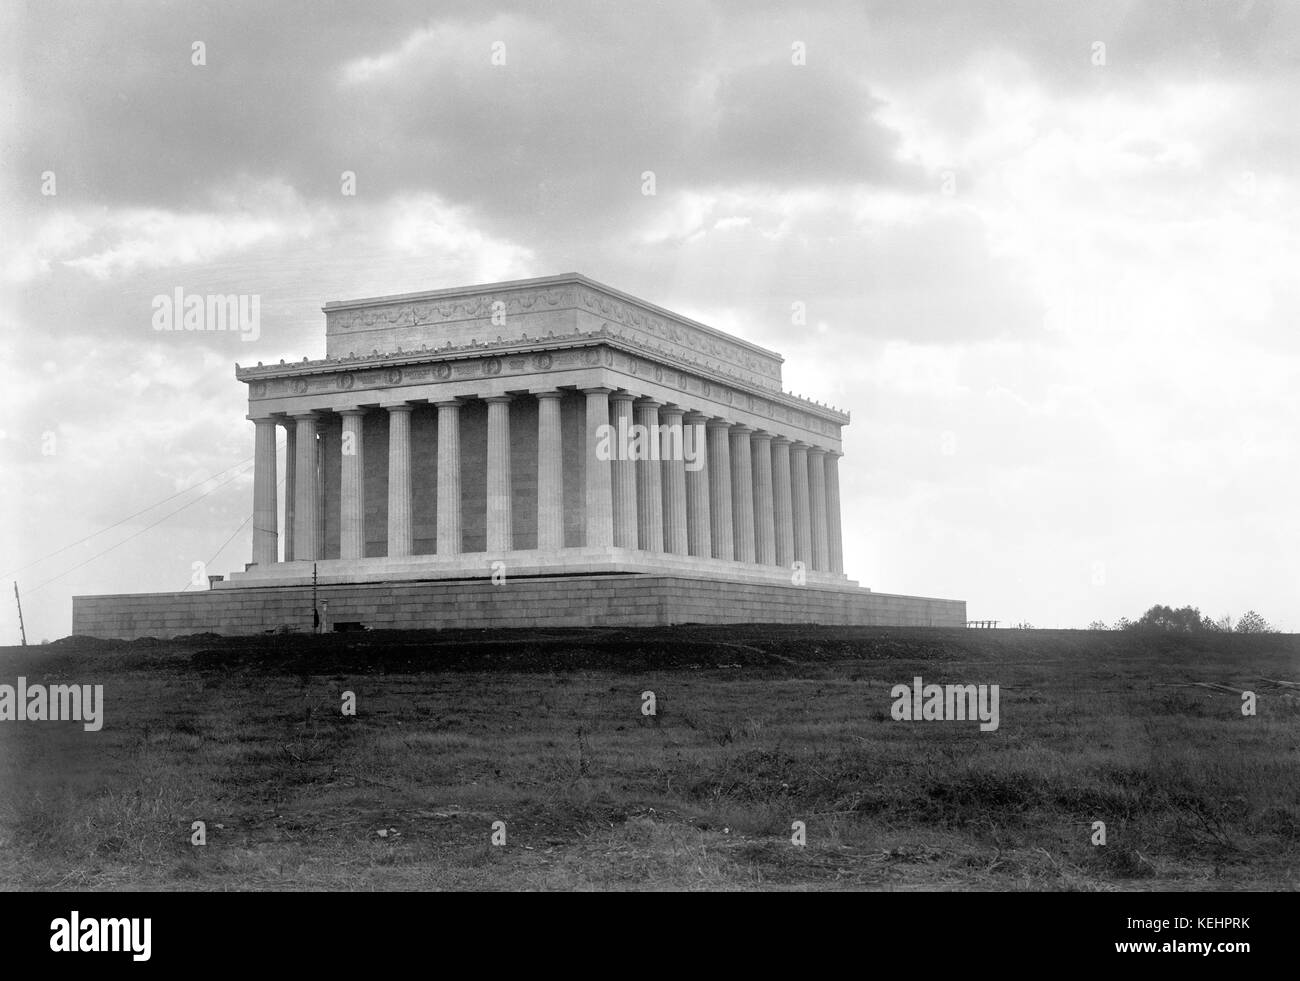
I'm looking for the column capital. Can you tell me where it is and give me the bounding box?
[729,423,755,436]
[634,397,663,410]
[609,390,637,404]
[338,407,367,418]
[432,398,463,409]
[772,435,793,446]
[791,440,812,451]
[807,445,828,457]
[289,410,320,421]
[683,410,710,424]
[534,389,564,401]
[382,403,415,413]
[706,416,732,430]
[484,394,513,405]
[750,429,774,443]
[581,386,614,396]
[247,413,278,424]
[659,404,686,421]
[829,448,844,458]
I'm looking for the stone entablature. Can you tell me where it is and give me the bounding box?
[237,337,847,448]
[319,274,787,393]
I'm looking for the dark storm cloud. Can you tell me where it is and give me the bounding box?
[14,0,1291,249]
[8,0,916,237]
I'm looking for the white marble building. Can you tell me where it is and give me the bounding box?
[231,273,853,590]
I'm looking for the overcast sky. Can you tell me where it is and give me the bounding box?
[2,0,1296,639]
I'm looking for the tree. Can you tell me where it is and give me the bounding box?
[1134,604,1208,632]
[1114,617,1134,631]
[1235,610,1275,634]
[1087,620,1109,631]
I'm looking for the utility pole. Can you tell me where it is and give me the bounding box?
[312,562,319,634]
[13,582,27,647]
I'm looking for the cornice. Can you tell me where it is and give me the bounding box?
[237,325,849,422]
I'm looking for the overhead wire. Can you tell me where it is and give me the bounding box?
[2,451,261,580]
[21,456,264,596]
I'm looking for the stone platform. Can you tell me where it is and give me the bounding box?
[72,574,965,639]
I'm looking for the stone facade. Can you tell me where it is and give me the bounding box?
[232,273,851,588]
[72,576,965,639]
[71,274,966,635]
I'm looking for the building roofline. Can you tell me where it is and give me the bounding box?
[321,272,784,364]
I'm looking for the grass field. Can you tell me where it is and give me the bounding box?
[1,625,1296,891]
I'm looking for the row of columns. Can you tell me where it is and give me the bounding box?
[250,387,845,573]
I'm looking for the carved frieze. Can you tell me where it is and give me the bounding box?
[242,341,844,440]
[575,286,781,385]
[326,287,576,332]
[322,281,782,391]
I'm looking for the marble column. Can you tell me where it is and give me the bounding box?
[635,399,663,552]
[809,447,829,572]
[291,413,319,561]
[772,438,794,568]
[584,387,614,548]
[659,405,689,555]
[791,441,812,567]
[282,421,296,562]
[251,417,279,566]
[683,411,711,559]
[610,392,638,549]
[536,391,564,551]
[751,431,776,566]
[339,408,366,560]
[386,405,413,558]
[315,429,325,558]
[485,396,512,552]
[707,419,734,561]
[729,424,756,563]
[435,399,462,555]
[826,450,844,574]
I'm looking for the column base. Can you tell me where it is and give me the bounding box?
[219,548,859,591]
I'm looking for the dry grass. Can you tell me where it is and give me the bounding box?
[0,626,1296,891]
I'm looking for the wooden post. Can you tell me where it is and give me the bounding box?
[13,582,27,646]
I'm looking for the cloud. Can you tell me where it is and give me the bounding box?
[3,0,1299,640]
[5,179,321,282]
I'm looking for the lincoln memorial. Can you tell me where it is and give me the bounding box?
[72,274,964,636]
